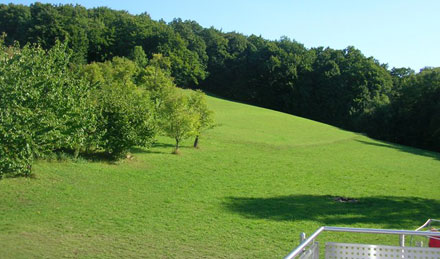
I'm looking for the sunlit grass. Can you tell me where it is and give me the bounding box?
[1,95,439,258]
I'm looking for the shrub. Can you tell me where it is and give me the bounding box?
[81,57,157,159]
[94,85,156,159]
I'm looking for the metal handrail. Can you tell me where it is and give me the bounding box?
[284,227,324,259]
[416,219,433,231]
[284,226,440,259]
[415,218,440,231]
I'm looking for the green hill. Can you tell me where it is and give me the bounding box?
[1,94,439,258]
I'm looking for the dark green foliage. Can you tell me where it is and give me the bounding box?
[0,3,207,87]
[170,18,208,67]
[369,68,440,152]
[27,3,89,63]
[291,46,393,128]
[0,4,30,45]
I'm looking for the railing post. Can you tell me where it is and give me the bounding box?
[300,232,306,244]
[399,234,405,247]
[285,226,440,259]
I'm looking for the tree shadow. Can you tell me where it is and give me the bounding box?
[129,146,165,155]
[152,143,175,149]
[3,171,37,179]
[224,195,440,228]
[78,151,117,163]
[48,149,118,164]
[356,140,440,161]
[130,143,192,155]
[205,91,256,107]
[131,142,175,153]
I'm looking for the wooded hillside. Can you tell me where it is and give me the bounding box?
[1,2,439,153]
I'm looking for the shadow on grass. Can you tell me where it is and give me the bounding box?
[3,171,37,179]
[131,143,192,155]
[152,143,175,149]
[130,146,165,155]
[78,151,118,163]
[356,140,440,161]
[46,149,118,164]
[224,195,440,228]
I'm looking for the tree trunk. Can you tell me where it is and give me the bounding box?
[74,147,80,159]
[193,135,199,148]
[173,138,180,154]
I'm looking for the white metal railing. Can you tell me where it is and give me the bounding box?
[284,225,440,259]
[415,218,440,231]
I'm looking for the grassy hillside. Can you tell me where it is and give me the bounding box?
[1,94,439,258]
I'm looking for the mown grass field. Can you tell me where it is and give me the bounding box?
[1,94,440,258]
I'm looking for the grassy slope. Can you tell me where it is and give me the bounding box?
[1,95,440,258]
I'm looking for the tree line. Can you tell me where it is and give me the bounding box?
[0,2,439,156]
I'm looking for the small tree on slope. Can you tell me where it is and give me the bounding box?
[189,90,214,148]
[159,92,199,154]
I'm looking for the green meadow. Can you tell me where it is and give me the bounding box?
[1,94,439,258]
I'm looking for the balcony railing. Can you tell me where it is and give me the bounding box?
[284,221,440,259]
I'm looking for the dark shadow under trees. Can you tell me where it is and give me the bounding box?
[224,195,440,228]
[356,140,440,161]
[130,142,193,155]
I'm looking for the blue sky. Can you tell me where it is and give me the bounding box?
[3,0,439,71]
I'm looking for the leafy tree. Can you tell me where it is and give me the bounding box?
[169,18,208,68]
[200,27,229,71]
[56,4,89,64]
[158,92,198,154]
[82,56,137,87]
[138,53,175,110]
[81,57,157,158]
[130,45,148,68]
[109,56,137,87]
[85,11,114,62]
[389,67,415,98]
[387,68,440,151]
[188,90,214,148]
[94,84,156,158]
[0,4,31,45]
[27,3,66,48]
[0,40,97,177]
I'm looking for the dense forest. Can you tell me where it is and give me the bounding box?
[0,3,439,174]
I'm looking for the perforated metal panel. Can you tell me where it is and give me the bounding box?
[299,242,319,259]
[325,242,440,259]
